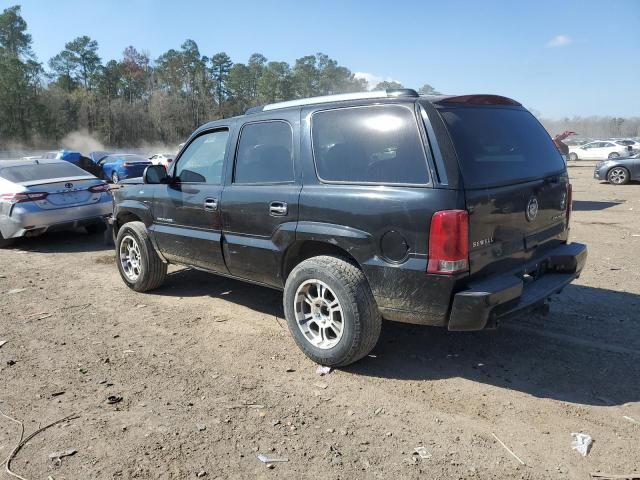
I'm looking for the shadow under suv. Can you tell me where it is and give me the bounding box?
[111,89,587,366]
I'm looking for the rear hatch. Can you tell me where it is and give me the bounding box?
[434,99,570,277]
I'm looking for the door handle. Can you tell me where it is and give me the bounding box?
[269,201,288,216]
[204,197,218,212]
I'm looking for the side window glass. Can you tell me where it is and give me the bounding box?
[234,121,294,184]
[311,105,429,184]
[175,130,229,184]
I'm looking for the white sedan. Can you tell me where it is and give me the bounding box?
[148,153,175,169]
[569,141,630,161]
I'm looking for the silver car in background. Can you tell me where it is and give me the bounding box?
[0,159,113,247]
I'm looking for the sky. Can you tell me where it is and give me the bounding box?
[14,0,640,118]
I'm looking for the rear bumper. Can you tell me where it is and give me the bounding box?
[447,242,587,331]
[0,200,113,239]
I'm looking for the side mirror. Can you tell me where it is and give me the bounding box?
[144,164,169,184]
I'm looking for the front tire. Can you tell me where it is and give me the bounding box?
[607,167,630,185]
[283,255,381,367]
[569,152,578,161]
[115,221,167,291]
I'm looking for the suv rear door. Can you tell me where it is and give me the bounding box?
[431,100,570,277]
[150,128,230,272]
[220,114,301,287]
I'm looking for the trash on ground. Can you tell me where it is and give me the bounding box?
[285,367,295,372]
[107,395,123,405]
[571,432,593,456]
[314,382,328,389]
[51,391,65,397]
[6,288,26,295]
[0,340,7,348]
[49,448,77,463]
[196,423,206,431]
[491,432,525,465]
[590,472,640,479]
[623,415,638,424]
[257,453,289,464]
[7,360,16,366]
[316,365,332,376]
[196,470,207,477]
[414,446,431,459]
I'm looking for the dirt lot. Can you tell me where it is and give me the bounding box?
[1,164,639,480]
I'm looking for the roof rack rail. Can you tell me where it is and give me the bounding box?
[245,89,419,114]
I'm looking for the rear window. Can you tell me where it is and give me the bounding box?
[438,106,565,188]
[312,105,429,185]
[0,162,90,183]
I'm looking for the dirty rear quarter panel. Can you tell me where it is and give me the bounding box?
[298,184,463,325]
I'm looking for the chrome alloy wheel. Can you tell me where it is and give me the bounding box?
[294,279,344,349]
[609,168,627,184]
[119,235,142,282]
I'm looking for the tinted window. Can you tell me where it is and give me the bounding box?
[234,121,293,183]
[312,105,429,185]
[175,130,229,184]
[0,162,91,182]
[439,106,565,188]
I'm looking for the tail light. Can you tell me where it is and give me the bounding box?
[167,158,173,163]
[566,183,573,225]
[0,192,49,203]
[89,183,110,193]
[427,210,469,275]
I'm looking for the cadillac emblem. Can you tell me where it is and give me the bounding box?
[526,196,539,222]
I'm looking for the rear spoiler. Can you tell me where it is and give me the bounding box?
[434,94,522,107]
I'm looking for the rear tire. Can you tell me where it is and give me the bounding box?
[115,221,167,292]
[283,255,381,367]
[0,231,14,249]
[607,167,630,185]
[569,152,578,161]
[608,152,620,159]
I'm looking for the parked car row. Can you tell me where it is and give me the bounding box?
[23,149,174,183]
[569,139,639,161]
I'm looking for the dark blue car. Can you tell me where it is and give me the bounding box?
[96,154,152,183]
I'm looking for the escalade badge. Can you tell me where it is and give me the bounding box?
[526,196,539,222]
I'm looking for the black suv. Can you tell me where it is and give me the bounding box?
[111,89,587,366]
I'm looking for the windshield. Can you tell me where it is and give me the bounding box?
[0,162,91,182]
[438,106,565,188]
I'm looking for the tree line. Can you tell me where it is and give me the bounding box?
[1,5,637,151]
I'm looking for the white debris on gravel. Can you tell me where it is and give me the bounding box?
[570,432,593,456]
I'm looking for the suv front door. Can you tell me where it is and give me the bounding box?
[151,128,230,272]
[221,116,301,287]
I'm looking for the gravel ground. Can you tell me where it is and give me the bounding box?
[1,163,639,480]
